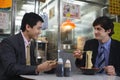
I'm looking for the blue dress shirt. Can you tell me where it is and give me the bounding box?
[95,39,111,68]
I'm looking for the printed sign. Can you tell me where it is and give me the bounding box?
[0,12,9,29]
[63,2,80,19]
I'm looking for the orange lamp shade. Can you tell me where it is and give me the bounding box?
[61,19,76,30]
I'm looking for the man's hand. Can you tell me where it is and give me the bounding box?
[73,49,83,59]
[36,60,57,73]
[47,59,57,68]
[104,65,116,76]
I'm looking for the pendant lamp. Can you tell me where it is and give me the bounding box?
[61,19,76,31]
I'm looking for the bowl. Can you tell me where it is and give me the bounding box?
[80,67,99,75]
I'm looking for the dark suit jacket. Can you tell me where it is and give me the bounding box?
[75,39,120,76]
[0,33,37,80]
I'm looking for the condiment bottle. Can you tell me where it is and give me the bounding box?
[64,59,71,77]
[56,58,64,77]
[37,56,42,64]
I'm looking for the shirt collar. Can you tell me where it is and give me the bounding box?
[99,38,111,49]
[20,31,31,47]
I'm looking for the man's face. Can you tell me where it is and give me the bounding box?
[27,21,42,40]
[93,25,110,41]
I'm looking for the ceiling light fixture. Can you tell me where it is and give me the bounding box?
[61,19,76,30]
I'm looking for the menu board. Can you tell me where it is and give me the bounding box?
[0,0,12,8]
[109,0,120,15]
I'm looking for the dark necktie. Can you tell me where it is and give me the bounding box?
[98,46,105,73]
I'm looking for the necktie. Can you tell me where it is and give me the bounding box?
[98,46,105,73]
[26,45,31,65]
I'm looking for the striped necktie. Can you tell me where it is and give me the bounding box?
[98,46,105,73]
[26,45,31,65]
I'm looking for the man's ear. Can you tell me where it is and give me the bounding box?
[107,29,111,34]
[26,24,30,31]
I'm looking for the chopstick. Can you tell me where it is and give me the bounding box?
[47,59,57,64]
[80,50,87,54]
[78,50,92,54]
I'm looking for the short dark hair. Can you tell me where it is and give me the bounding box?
[93,16,114,36]
[20,12,44,31]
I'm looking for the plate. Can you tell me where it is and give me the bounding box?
[80,67,99,75]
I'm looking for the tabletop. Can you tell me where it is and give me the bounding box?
[21,72,120,80]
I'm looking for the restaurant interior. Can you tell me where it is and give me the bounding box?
[0,0,120,72]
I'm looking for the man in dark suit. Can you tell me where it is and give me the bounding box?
[73,16,120,76]
[0,12,56,80]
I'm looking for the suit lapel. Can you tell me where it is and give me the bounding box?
[92,40,99,65]
[17,33,26,64]
[30,40,36,65]
[108,39,115,64]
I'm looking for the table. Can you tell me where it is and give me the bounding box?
[21,72,120,80]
